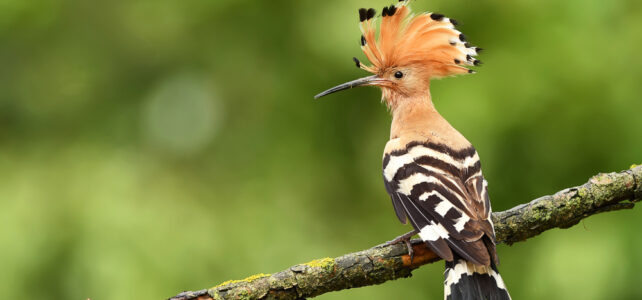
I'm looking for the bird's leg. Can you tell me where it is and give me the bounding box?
[386,230,418,245]
[376,230,418,262]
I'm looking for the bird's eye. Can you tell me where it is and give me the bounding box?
[394,71,403,79]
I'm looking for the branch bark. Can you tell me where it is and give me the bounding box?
[170,166,642,300]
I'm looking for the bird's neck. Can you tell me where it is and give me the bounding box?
[389,93,470,150]
[390,93,439,139]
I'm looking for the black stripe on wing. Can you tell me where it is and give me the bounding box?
[385,177,473,240]
[387,141,477,160]
[392,189,490,265]
[383,142,482,183]
[387,160,474,220]
[384,164,470,229]
[414,155,462,179]
[393,162,465,196]
[417,190,482,241]
[394,192,453,261]
[462,160,482,179]
[384,173,407,224]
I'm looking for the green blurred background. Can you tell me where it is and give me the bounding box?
[1,0,641,299]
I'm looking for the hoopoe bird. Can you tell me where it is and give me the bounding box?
[315,1,510,299]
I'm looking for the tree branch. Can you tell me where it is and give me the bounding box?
[170,166,642,300]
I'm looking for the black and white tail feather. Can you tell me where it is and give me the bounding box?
[445,254,510,300]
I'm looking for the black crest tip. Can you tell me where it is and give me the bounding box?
[358,8,367,22]
[475,47,484,53]
[473,59,482,66]
[450,19,459,26]
[468,69,476,74]
[353,57,361,68]
[382,6,389,17]
[360,35,366,46]
[366,8,376,20]
[466,54,472,61]
[388,5,397,16]
[430,13,445,21]
[459,33,467,42]
[454,59,461,64]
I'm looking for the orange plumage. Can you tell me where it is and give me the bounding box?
[356,1,481,80]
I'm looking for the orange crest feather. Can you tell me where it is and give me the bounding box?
[356,1,481,78]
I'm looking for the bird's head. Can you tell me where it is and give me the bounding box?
[315,1,482,110]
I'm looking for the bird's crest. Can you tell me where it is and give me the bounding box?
[355,1,481,78]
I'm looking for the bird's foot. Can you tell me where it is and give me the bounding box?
[378,230,418,263]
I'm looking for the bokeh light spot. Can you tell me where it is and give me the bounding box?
[142,73,222,155]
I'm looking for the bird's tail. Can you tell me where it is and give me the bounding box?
[444,258,511,300]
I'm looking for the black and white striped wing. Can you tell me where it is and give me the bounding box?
[382,142,496,265]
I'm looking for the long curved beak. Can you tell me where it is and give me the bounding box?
[314,75,381,99]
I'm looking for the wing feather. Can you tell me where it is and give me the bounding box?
[382,141,498,266]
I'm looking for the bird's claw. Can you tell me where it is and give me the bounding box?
[383,230,418,263]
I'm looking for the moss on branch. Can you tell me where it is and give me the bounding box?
[170,166,641,300]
